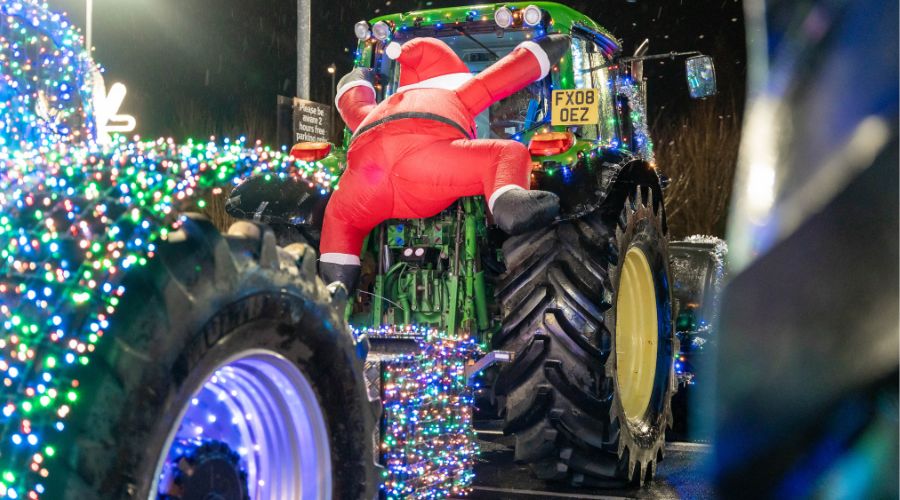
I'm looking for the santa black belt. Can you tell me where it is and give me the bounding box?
[350,112,474,144]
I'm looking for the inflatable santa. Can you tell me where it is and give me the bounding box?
[320,34,570,291]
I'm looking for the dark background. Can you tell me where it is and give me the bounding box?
[48,0,745,141]
[48,0,746,237]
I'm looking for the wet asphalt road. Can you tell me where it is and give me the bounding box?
[457,430,713,500]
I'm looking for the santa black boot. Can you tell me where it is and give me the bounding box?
[319,261,361,295]
[536,34,571,63]
[491,188,560,235]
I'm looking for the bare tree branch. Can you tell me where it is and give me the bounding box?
[654,99,740,238]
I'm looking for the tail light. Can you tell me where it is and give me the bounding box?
[290,142,332,162]
[528,132,574,157]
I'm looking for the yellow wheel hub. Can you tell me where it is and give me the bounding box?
[615,246,659,421]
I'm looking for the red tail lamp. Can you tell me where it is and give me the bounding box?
[528,131,574,157]
[290,142,332,162]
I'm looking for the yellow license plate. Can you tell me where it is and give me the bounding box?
[551,89,600,126]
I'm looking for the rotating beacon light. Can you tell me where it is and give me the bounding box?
[522,5,543,26]
[494,6,513,29]
[372,21,392,41]
[354,20,371,40]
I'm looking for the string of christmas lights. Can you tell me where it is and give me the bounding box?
[355,326,480,500]
[0,135,337,499]
[0,0,97,151]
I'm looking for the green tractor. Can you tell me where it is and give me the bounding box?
[230,0,717,490]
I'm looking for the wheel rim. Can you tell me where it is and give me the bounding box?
[615,247,659,422]
[151,350,332,500]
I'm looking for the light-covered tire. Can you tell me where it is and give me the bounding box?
[46,215,377,499]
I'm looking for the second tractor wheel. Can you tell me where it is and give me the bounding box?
[492,186,675,487]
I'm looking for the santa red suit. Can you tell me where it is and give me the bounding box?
[319,35,570,291]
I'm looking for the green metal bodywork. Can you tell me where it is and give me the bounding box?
[350,197,491,341]
[329,2,660,340]
[370,2,605,31]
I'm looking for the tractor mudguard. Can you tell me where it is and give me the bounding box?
[225,173,331,227]
[531,146,665,219]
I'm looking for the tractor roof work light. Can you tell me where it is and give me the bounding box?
[372,21,392,41]
[494,6,513,29]
[354,21,371,40]
[522,5,543,26]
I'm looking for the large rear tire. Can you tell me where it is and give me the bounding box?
[47,215,377,499]
[492,186,675,487]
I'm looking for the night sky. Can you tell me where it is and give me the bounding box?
[47,0,746,143]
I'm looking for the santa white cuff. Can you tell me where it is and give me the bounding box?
[320,252,361,266]
[397,72,473,92]
[386,41,402,60]
[335,80,375,106]
[517,41,551,80]
[488,185,525,213]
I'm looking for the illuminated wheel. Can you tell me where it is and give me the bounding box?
[154,352,332,499]
[493,183,675,487]
[46,216,378,499]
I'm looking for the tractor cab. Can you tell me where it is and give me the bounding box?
[349,2,716,162]
[353,3,624,157]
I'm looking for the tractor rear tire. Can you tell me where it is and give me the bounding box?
[492,186,675,487]
[47,216,378,499]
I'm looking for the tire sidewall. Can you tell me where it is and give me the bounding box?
[608,202,675,450]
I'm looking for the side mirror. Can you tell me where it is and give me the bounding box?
[631,39,650,81]
[685,55,717,99]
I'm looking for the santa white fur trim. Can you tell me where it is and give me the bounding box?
[396,72,473,92]
[488,185,525,212]
[517,41,551,79]
[335,79,375,106]
[320,252,361,266]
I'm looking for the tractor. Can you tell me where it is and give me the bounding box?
[228,1,719,493]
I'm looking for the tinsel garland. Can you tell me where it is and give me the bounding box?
[672,235,727,385]
[616,75,655,164]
